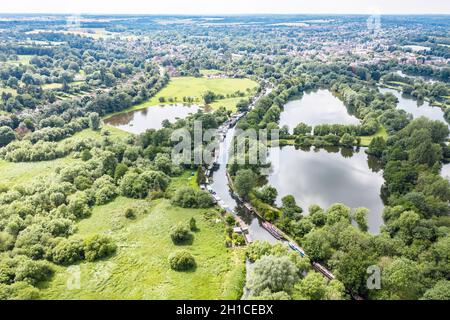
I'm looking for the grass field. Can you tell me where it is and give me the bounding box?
[42,81,86,91]
[39,195,245,299]
[128,76,259,112]
[359,126,388,147]
[0,157,78,188]
[0,126,127,188]
[8,54,33,65]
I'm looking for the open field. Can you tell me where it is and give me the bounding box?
[7,54,33,65]
[359,126,388,147]
[127,76,259,112]
[42,80,86,91]
[0,126,127,188]
[0,157,78,188]
[39,195,245,299]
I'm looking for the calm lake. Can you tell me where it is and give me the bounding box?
[379,87,448,126]
[104,104,200,134]
[267,146,385,234]
[279,89,360,131]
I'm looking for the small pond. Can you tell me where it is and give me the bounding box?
[104,104,200,134]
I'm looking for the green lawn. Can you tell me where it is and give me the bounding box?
[0,157,78,188]
[39,196,245,300]
[127,76,259,112]
[8,55,33,65]
[359,126,388,147]
[70,126,131,140]
[42,81,86,91]
[0,127,127,188]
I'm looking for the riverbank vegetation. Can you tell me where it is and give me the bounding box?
[228,69,450,300]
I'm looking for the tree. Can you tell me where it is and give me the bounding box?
[422,281,450,300]
[52,238,85,265]
[257,185,278,205]
[189,217,197,231]
[83,234,117,262]
[367,137,386,157]
[340,133,354,147]
[293,272,327,300]
[81,149,92,161]
[381,257,425,300]
[114,163,128,182]
[326,203,351,226]
[234,169,257,199]
[169,250,196,271]
[303,229,333,262]
[203,91,216,104]
[236,99,250,112]
[293,123,312,136]
[88,112,101,131]
[353,208,369,232]
[0,126,16,147]
[14,259,53,286]
[171,187,214,208]
[249,255,298,295]
[250,289,291,300]
[170,223,193,244]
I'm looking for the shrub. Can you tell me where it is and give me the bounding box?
[0,282,40,300]
[14,259,53,286]
[170,223,192,244]
[52,238,85,265]
[189,217,197,231]
[124,208,136,219]
[83,234,117,262]
[171,187,214,208]
[168,250,196,271]
[120,170,169,199]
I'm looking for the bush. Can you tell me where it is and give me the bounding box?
[120,170,169,199]
[52,238,85,265]
[0,281,40,300]
[170,223,192,244]
[14,259,53,286]
[189,217,197,231]
[124,208,136,219]
[83,234,117,262]
[168,250,196,271]
[171,187,214,208]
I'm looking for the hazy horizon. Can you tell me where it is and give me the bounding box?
[1,0,449,15]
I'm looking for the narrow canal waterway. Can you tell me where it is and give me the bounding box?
[210,127,278,244]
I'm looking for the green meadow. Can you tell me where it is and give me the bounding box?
[39,194,245,299]
[129,76,259,112]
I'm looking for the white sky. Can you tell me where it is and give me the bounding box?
[0,0,449,15]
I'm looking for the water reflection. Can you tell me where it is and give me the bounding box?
[267,146,385,234]
[379,87,448,127]
[104,104,200,134]
[279,89,360,132]
[210,127,278,243]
